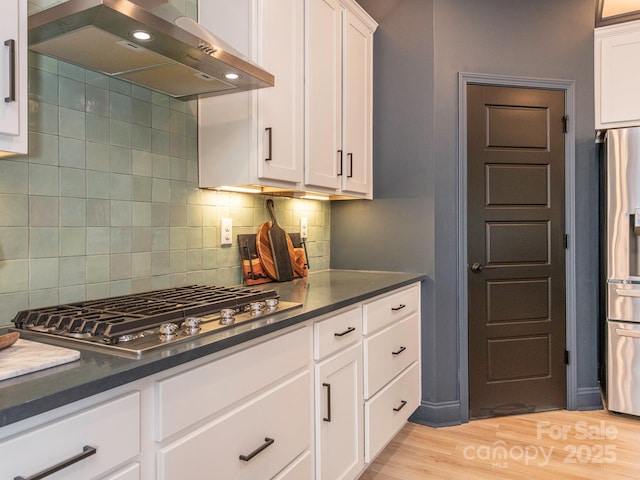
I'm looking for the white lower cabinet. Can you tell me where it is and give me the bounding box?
[0,283,421,480]
[0,392,141,480]
[157,371,311,480]
[315,342,363,480]
[365,362,420,462]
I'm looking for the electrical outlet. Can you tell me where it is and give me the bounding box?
[221,218,233,246]
[300,217,308,239]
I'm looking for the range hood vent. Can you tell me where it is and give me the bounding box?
[28,0,274,100]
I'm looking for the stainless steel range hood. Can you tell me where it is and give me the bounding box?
[28,0,274,100]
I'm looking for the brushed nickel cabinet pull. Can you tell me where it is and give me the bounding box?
[14,445,97,480]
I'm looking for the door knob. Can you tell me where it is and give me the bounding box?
[470,262,483,273]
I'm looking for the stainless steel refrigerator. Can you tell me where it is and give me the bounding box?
[603,126,640,416]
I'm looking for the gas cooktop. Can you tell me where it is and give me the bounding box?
[11,285,301,356]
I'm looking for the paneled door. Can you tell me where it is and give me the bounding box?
[467,84,566,419]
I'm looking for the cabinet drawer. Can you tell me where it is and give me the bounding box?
[105,463,140,480]
[363,284,420,335]
[1,392,140,480]
[273,450,312,480]
[158,371,311,480]
[314,305,362,360]
[365,362,420,463]
[156,326,310,441]
[364,313,419,398]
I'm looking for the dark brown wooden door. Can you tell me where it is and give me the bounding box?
[467,84,566,419]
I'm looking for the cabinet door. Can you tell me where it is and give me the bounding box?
[598,25,640,128]
[257,0,304,184]
[341,9,372,196]
[0,0,26,155]
[304,0,342,191]
[315,342,363,480]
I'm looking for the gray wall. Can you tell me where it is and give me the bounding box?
[334,0,599,425]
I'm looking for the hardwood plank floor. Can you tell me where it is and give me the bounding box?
[360,410,640,479]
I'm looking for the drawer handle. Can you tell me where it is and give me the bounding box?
[239,437,275,462]
[334,326,356,337]
[392,346,407,356]
[391,304,406,312]
[4,39,15,103]
[14,445,97,480]
[322,382,332,422]
[393,400,408,412]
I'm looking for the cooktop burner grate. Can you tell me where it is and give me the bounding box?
[12,285,281,342]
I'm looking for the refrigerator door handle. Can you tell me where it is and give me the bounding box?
[615,328,640,339]
[615,288,640,297]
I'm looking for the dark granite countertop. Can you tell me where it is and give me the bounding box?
[0,270,425,428]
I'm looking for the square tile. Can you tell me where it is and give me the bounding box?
[0,260,28,293]
[59,227,86,256]
[86,227,110,254]
[109,77,131,95]
[151,251,170,275]
[28,67,58,104]
[110,146,133,175]
[59,137,86,169]
[0,227,28,260]
[86,254,110,283]
[0,194,28,226]
[59,61,85,82]
[152,153,171,179]
[132,227,152,252]
[132,176,152,202]
[132,97,152,127]
[110,91,132,122]
[86,142,110,172]
[60,167,86,198]
[152,178,171,203]
[152,204,170,226]
[110,118,132,148]
[86,198,111,226]
[152,227,170,250]
[110,253,132,280]
[132,150,152,177]
[29,99,59,135]
[132,124,151,151]
[29,227,59,258]
[86,170,111,199]
[132,252,151,277]
[111,227,132,253]
[60,256,86,286]
[59,197,86,226]
[59,107,86,140]
[59,76,85,111]
[132,202,151,227]
[86,114,110,144]
[110,173,132,200]
[29,164,59,196]
[0,160,28,194]
[86,85,110,117]
[29,195,58,227]
[29,132,59,166]
[111,200,132,227]
[29,257,59,290]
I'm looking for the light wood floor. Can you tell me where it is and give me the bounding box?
[360,409,640,479]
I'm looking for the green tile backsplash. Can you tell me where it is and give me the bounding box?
[0,49,331,325]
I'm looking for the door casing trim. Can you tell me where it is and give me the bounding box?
[457,72,577,423]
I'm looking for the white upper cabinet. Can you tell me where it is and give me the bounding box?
[305,0,376,198]
[198,0,304,190]
[199,0,376,198]
[304,0,342,191]
[0,0,27,157]
[596,20,640,129]
[341,7,374,196]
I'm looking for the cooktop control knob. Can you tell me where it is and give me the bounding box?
[183,316,201,335]
[219,308,236,325]
[159,323,179,340]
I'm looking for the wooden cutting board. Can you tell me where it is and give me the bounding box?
[0,338,80,381]
[266,199,294,281]
[256,221,278,280]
